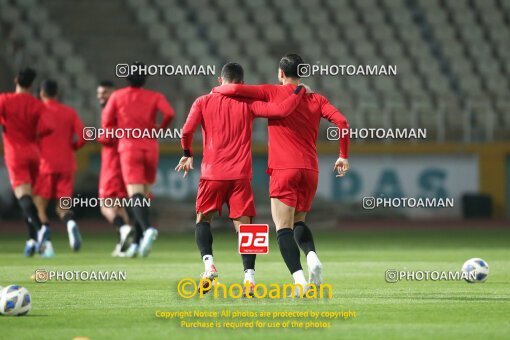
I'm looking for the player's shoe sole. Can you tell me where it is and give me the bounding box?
[119,225,133,252]
[200,265,219,293]
[68,223,82,251]
[242,280,255,297]
[36,226,51,254]
[289,283,310,298]
[24,239,37,257]
[111,243,123,257]
[124,243,138,258]
[138,227,158,257]
[41,241,55,258]
[308,262,323,287]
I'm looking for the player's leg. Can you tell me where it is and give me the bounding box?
[269,169,307,295]
[7,156,43,255]
[101,206,132,256]
[15,182,41,257]
[294,212,322,286]
[54,173,81,251]
[55,207,80,251]
[229,179,257,296]
[271,198,307,292]
[32,169,57,256]
[127,184,156,257]
[196,211,217,283]
[123,149,158,257]
[233,216,256,296]
[127,184,150,229]
[33,195,50,224]
[99,147,133,256]
[123,207,143,258]
[22,218,37,257]
[293,170,322,286]
[32,194,54,256]
[16,185,43,256]
[194,179,228,289]
[293,212,316,255]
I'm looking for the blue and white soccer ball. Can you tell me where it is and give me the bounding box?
[0,285,32,316]
[462,258,489,283]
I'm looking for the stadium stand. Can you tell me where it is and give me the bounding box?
[0,0,509,140]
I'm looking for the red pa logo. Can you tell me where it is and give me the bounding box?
[238,224,269,254]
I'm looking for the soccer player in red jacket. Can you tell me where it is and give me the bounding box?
[102,62,175,257]
[0,68,51,256]
[176,62,305,294]
[32,80,86,256]
[213,54,350,296]
[96,80,133,257]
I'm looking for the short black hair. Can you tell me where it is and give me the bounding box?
[16,67,37,88]
[41,80,58,98]
[221,62,244,83]
[279,53,304,78]
[126,61,147,87]
[98,80,115,88]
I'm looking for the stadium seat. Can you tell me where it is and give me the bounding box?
[0,0,507,140]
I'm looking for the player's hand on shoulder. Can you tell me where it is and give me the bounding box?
[175,157,194,178]
[333,157,349,177]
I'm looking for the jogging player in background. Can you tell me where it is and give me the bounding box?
[176,62,306,294]
[0,67,52,256]
[33,80,86,256]
[96,80,133,257]
[102,62,175,257]
[213,53,350,296]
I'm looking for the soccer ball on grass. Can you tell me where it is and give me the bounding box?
[461,258,489,283]
[0,285,32,316]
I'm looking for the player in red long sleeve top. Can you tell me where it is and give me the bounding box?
[96,80,133,257]
[33,80,86,255]
[102,62,175,257]
[0,68,51,257]
[176,63,305,293]
[213,54,350,296]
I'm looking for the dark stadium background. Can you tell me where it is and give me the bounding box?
[1,0,509,232]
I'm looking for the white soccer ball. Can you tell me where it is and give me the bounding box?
[0,285,32,316]
[462,258,489,283]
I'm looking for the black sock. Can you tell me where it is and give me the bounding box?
[130,194,150,231]
[18,195,42,235]
[293,221,316,256]
[241,254,256,271]
[24,218,37,240]
[277,228,302,274]
[42,222,52,240]
[62,211,75,225]
[133,222,143,245]
[113,215,125,228]
[113,215,125,243]
[195,222,213,258]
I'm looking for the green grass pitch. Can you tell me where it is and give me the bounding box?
[0,229,509,339]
